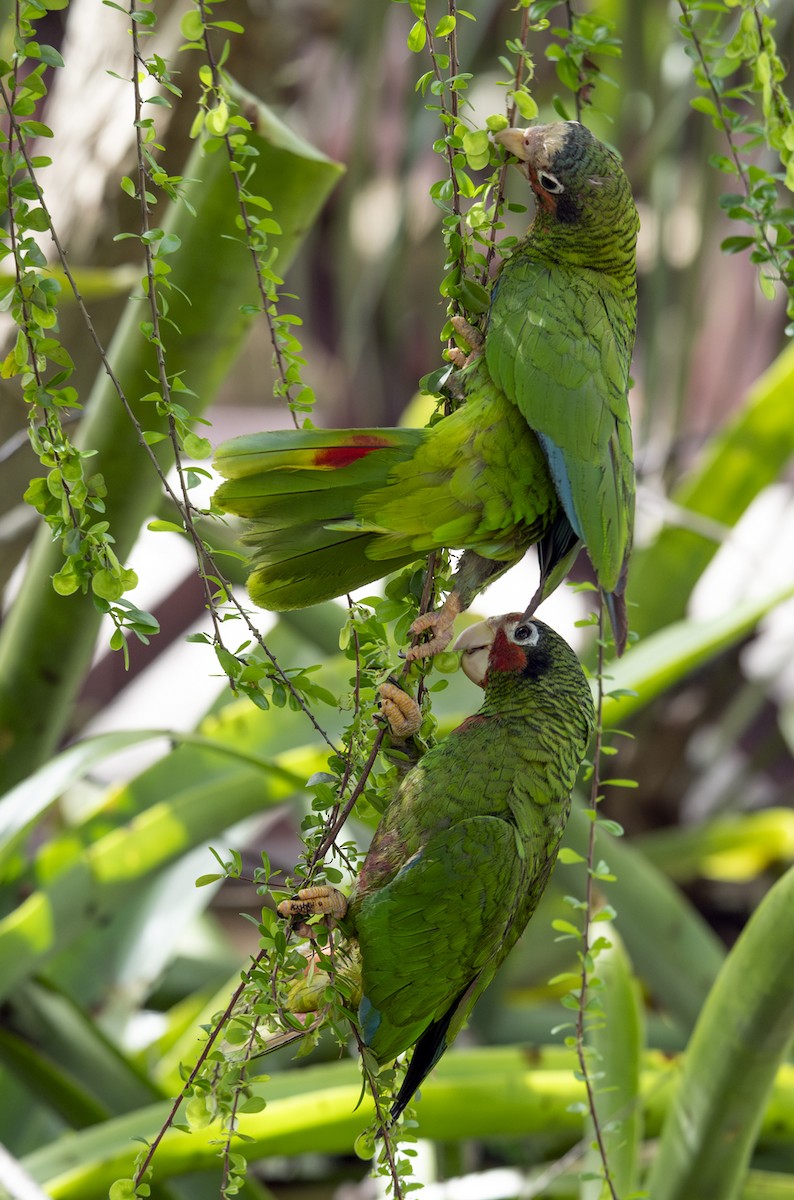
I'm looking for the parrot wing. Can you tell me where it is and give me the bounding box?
[355,815,525,1070]
[485,258,634,597]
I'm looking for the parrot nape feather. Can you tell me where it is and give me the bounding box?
[214,120,639,654]
[279,613,595,1121]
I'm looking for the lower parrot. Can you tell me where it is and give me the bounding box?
[279,612,595,1120]
[214,120,638,654]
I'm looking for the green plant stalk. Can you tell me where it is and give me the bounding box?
[582,927,644,1199]
[628,338,794,638]
[19,1049,794,1200]
[0,88,343,793]
[636,808,794,883]
[646,864,794,1200]
[742,1175,794,1200]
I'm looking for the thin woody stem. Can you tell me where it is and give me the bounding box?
[574,598,618,1200]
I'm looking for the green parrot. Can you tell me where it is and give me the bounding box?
[214,120,639,654]
[279,612,595,1121]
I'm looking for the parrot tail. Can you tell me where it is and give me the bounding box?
[213,427,427,610]
[389,988,467,1122]
[529,514,629,656]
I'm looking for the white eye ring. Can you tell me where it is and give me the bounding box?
[538,171,564,194]
[512,622,540,646]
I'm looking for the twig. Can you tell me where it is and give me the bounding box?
[422,1,466,317]
[483,3,531,280]
[197,1,302,428]
[132,949,267,1188]
[574,597,619,1200]
[129,5,226,648]
[220,1014,262,1195]
[309,726,387,868]
[350,1023,405,1198]
[564,1,584,123]
[677,0,782,277]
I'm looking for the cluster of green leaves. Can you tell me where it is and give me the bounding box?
[398,0,533,335]
[0,3,156,650]
[679,0,794,328]
[530,0,623,121]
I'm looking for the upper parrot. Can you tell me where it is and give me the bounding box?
[280,613,596,1120]
[213,120,639,654]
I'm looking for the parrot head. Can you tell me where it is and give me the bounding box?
[493,120,638,247]
[454,613,563,688]
[454,613,596,737]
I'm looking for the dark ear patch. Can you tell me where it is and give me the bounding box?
[554,192,581,224]
[521,645,553,681]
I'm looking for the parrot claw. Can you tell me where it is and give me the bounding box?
[278,885,348,933]
[446,347,470,370]
[379,681,422,739]
[405,592,463,661]
[448,315,485,367]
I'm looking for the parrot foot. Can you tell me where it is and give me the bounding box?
[278,886,348,936]
[447,315,484,368]
[378,681,422,739]
[286,950,332,1013]
[405,591,463,661]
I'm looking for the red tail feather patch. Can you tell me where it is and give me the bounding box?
[314,435,393,469]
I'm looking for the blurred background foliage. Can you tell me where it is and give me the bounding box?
[1,0,794,1198]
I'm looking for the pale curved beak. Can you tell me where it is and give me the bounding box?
[493,126,533,161]
[453,617,498,688]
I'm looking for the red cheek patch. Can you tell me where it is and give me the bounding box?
[314,435,393,468]
[488,627,526,674]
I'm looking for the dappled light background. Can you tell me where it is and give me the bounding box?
[2,0,794,1196]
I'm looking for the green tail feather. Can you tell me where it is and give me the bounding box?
[213,427,427,610]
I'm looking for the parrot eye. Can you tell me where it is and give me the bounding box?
[538,171,564,194]
[513,622,539,646]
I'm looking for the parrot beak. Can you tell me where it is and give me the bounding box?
[493,126,534,161]
[493,123,568,165]
[453,617,500,688]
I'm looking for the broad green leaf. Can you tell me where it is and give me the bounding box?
[629,340,794,637]
[637,808,794,883]
[582,928,644,1199]
[0,979,159,1120]
[0,736,317,1001]
[647,865,794,1200]
[600,583,794,730]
